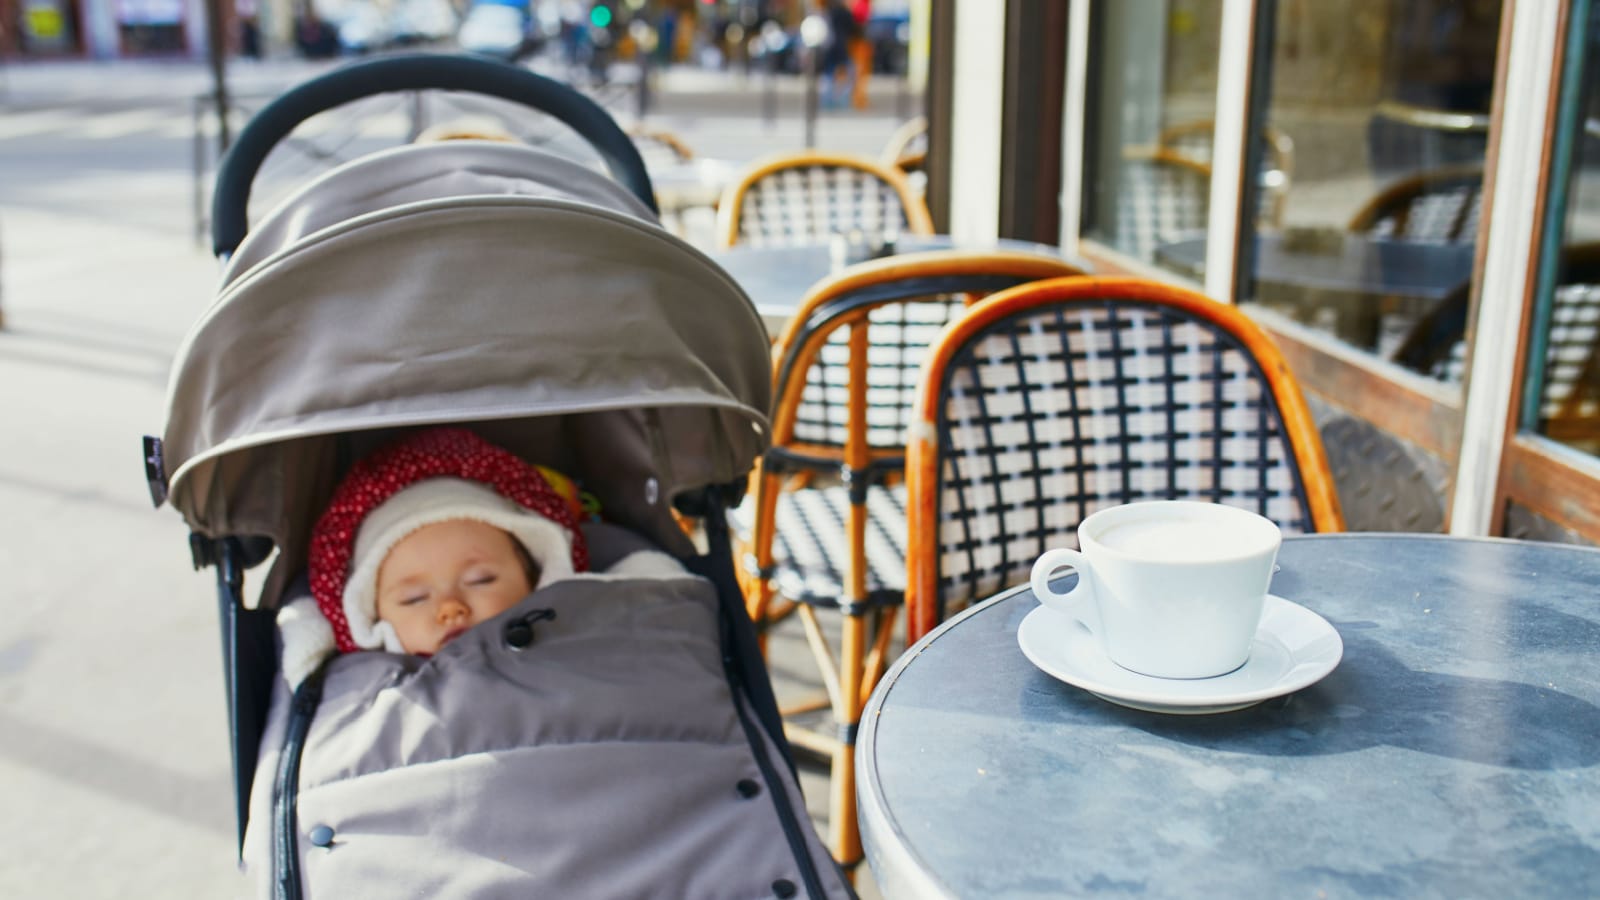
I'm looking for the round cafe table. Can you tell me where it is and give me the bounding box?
[707,237,1089,334]
[857,533,1600,899]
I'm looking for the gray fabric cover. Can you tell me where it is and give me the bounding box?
[219,142,657,288]
[242,524,850,898]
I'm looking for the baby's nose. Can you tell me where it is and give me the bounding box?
[436,596,469,623]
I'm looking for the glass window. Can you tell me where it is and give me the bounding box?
[1238,0,1503,380]
[1527,9,1600,457]
[1081,0,1221,270]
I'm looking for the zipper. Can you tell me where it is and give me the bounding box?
[723,616,832,900]
[273,662,327,900]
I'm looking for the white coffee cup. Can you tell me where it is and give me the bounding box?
[1029,501,1282,679]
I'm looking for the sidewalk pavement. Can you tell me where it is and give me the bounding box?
[0,56,905,898]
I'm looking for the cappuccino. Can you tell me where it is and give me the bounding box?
[1097,518,1270,561]
[1031,501,1282,678]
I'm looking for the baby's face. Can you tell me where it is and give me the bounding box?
[375,519,535,655]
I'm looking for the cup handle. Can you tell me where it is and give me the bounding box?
[1030,548,1101,633]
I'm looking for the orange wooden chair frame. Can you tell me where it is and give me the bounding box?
[744,249,1088,868]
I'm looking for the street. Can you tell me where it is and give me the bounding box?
[0,54,909,897]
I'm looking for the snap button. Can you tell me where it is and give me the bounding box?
[503,608,556,651]
[503,620,534,650]
[308,824,335,848]
[736,778,761,798]
[771,878,797,898]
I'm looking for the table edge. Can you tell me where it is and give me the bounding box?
[856,585,1032,900]
[855,533,1600,896]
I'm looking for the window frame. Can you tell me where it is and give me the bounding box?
[1053,0,1600,542]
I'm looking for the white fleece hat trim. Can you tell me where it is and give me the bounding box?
[341,477,577,653]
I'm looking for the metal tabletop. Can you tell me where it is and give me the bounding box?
[708,237,1088,332]
[1156,233,1474,301]
[648,157,741,210]
[857,533,1600,899]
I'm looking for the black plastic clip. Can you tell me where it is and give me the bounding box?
[143,435,168,508]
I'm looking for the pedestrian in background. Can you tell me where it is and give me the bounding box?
[849,0,872,109]
[820,0,859,109]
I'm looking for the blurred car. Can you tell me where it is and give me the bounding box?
[336,1,392,54]
[391,0,458,45]
[865,13,909,76]
[748,20,801,73]
[458,3,532,60]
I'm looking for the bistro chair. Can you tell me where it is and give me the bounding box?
[879,115,929,192]
[1157,117,1295,228]
[1347,164,1485,244]
[627,125,703,238]
[904,276,1345,645]
[730,248,1089,868]
[715,150,934,249]
[1115,147,1212,261]
[1392,242,1600,448]
[627,124,696,169]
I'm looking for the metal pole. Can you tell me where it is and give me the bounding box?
[205,0,232,152]
[804,49,819,148]
[637,53,651,119]
[193,95,206,247]
[764,48,778,128]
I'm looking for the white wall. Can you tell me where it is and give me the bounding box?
[947,0,1007,242]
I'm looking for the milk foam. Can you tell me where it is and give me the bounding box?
[1095,518,1256,561]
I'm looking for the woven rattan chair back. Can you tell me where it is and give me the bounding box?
[734,249,1088,867]
[1114,148,1212,260]
[1348,165,1485,244]
[715,150,934,249]
[1391,243,1600,446]
[1157,119,1294,227]
[879,116,929,191]
[905,276,1343,642]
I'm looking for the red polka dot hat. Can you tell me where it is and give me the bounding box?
[308,426,589,653]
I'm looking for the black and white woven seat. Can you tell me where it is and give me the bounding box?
[714,150,934,249]
[730,481,909,608]
[903,276,1347,644]
[731,248,1088,866]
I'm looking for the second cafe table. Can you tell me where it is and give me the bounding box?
[707,237,1091,334]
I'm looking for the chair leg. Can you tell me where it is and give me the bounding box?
[828,606,868,868]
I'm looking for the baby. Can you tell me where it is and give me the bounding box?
[278,426,670,683]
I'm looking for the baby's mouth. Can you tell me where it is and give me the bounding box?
[439,626,467,649]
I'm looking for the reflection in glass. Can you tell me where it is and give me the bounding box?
[1081,0,1221,268]
[1533,14,1600,457]
[1239,0,1502,376]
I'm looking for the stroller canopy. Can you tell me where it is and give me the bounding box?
[218,141,657,281]
[162,143,771,606]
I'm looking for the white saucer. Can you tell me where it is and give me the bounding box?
[1016,595,1343,715]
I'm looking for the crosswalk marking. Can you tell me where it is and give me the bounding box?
[0,109,84,139]
[0,106,423,143]
[78,108,188,139]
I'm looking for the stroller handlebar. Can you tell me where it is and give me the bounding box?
[210,52,658,258]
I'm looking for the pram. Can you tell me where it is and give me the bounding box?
[147,53,852,898]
